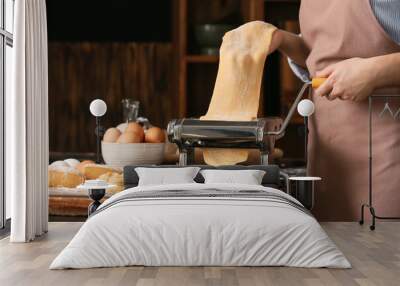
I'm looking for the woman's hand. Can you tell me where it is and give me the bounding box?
[314,58,376,102]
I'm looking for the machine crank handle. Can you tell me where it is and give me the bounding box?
[311,77,327,89]
[266,78,324,137]
[266,82,310,136]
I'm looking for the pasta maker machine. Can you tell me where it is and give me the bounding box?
[168,117,283,165]
[168,80,322,166]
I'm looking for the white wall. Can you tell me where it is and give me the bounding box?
[5,44,13,220]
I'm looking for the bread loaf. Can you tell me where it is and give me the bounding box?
[48,165,85,188]
[98,172,124,194]
[82,164,122,180]
[76,160,95,174]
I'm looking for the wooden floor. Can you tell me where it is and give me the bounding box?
[0,222,399,286]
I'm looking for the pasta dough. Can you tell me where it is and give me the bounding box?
[201,21,277,165]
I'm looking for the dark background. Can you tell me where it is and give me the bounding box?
[46,0,172,42]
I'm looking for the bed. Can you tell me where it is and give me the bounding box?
[50,165,350,269]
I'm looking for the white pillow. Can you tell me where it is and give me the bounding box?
[200,169,266,185]
[135,167,201,186]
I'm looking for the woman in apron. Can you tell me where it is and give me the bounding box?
[269,0,400,220]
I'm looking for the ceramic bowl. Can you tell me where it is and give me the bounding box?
[101,142,165,167]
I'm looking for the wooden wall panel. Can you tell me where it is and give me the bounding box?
[187,0,241,24]
[48,42,176,153]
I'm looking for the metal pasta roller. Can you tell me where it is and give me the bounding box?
[167,118,282,165]
[168,82,313,166]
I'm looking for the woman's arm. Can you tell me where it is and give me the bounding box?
[370,53,400,89]
[314,53,400,101]
[269,29,310,68]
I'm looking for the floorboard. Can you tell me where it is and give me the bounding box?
[0,222,399,286]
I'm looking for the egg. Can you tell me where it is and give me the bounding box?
[145,127,165,143]
[76,160,95,174]
[125,122,145,142]
[116,122,127,133]
[117,131,142,143]
[103,128,121,143]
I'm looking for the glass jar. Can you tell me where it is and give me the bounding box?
[121,99,140,122]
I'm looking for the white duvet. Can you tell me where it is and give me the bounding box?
[50,183,350,269]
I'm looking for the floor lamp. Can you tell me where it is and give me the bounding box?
[89,99,107,163]
[297,99,315,166]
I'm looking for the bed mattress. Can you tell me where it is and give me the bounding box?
[50,183,350,269]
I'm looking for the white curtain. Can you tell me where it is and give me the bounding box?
[8,0,48,242]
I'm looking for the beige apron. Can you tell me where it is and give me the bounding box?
[300,0,400,220]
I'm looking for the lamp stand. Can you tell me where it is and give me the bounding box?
[304,116,308,167]
[88,188,106,216]
[95,116,103,164]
